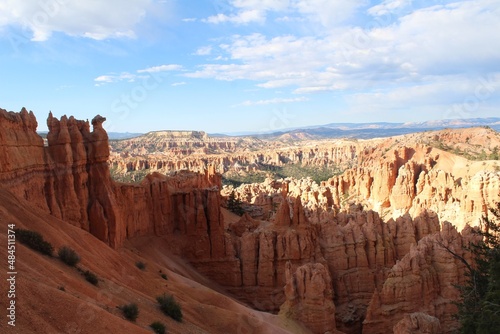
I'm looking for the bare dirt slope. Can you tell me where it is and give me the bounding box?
[0,188,309,334]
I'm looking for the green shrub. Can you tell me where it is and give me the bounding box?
[83,270,98,286]
[135,261,146,270]
[119,303,139,322]
[221,163,343,187]
[15,228,53,256]
[58,246,80,267]
[150,321,166,334]
[226,191,244,216]
[156,294,182,322]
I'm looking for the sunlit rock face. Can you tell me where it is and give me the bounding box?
[2,107,499,334]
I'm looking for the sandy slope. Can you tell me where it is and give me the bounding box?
[0,188,309,334]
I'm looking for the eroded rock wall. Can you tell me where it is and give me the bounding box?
[363,223,478,333]
[0,109,229,256]
[2,108,498,334]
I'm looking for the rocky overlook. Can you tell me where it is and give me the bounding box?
[1,107,499,333]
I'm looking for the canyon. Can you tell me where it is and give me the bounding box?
[1,107,499,333]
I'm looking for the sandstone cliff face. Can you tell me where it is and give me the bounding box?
[2,108,498,334]
[326,146,500,230]
[0,109,229,257]
[392,313,441,334]
[317,207,441,333]
[226,144,500,231]
[280,262,337,334]
[1,109,122,245]
[226,200,326,311]
[363,222,477,333]
[109,139,360,179]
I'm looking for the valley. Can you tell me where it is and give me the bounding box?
[1,107,499,333]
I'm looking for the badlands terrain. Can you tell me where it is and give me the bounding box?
[1,107,500,333]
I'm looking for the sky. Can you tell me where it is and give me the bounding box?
[0,0,499,134]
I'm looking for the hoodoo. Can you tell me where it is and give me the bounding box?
[1,107,499,333]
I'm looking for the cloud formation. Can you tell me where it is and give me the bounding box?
[191,0,500,112]
[0,0,151,41]
[137,64,183,73]
[95,64,182,85]
[203,0,366,26]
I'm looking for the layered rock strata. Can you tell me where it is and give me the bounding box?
[2,108,498,334]
[226,146,500,230]
[363,222,478,333]
[280,262,337,334]
[0,109,229,257]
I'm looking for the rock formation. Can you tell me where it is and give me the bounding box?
[280,262,337,334]
[226,144,500,231]
[226,209,325,311]
[393,313,442,334]
[2,107,499,334]
[109,137,360,180]
[363,222,477,333]
[0,108,229,255]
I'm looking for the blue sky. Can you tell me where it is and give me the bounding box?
[0,0,499,134]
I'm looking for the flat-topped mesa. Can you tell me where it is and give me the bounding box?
[147,130,209,141]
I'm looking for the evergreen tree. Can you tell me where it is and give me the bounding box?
[227,191,244,216]
[455,203,500,333]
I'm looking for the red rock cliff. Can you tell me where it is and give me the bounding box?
[2,108,496,334]
[0,108,229,257]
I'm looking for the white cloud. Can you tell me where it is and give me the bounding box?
[171,82,186,86]
[293,0,367,26]
[203,9,265,24]
[344,73,500,121]
[232,0,291,11]
[194,46,212,56]
[233,96,308,107]
[368,0,412,17]
[94,75,115,83]
[203,0,366,27]
[95,64,182,85]
[0,0,152,41]
[137,64,183,73]
[188,0,500,97]
[94,72,141,86]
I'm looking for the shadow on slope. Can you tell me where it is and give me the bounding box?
[0,188,309,334]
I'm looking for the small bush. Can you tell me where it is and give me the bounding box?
[150,321,166,334]
[58,246,80,267]
[15,228,53,256]
[226,191,244,216]
[120,303,139,322]
[156,294,182,322]
[135,261,146,270]
[58,286,65,291]
[83,270,98,286]
[161,273,168,280]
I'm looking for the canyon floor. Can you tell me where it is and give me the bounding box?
[1,108,499,333]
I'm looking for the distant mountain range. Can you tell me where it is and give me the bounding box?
[107,132,144,140]
[216,117,500,140]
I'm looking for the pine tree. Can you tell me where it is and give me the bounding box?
[456,203,500,333]
[227,191,244,216]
